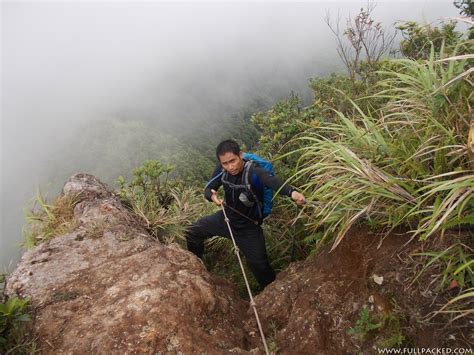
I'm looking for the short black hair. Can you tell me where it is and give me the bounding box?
[216,139,240,160]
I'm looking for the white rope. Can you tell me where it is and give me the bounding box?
[221,205,270,355]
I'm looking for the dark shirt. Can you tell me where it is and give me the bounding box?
[204,162,294,228]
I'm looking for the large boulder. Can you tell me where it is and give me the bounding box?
[6,173,248,353]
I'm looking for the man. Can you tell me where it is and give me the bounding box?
[185,139,306,289]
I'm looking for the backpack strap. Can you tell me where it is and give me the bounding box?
[243,161,263,219]
[243,160,252,189]
[221,161,264,220]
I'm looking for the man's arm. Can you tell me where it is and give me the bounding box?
[252,165,293,196]
[252,165,306,205]
[204,165,223,202]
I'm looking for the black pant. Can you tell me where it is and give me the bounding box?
[185,211,276,288]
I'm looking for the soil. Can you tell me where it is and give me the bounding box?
[244,226,473,353]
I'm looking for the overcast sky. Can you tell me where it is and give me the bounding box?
[0,0,461,270]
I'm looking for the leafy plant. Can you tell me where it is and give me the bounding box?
[453,0,474,16]
[348,306,382,340]
[0,275,34,354]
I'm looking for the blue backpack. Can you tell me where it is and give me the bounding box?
[221,152,275,219]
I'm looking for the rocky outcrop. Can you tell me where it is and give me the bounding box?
[6,174,248,353]
[6,174,469,354]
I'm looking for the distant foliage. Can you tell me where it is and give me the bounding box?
[43,102,262,194]
[47,118,216,188]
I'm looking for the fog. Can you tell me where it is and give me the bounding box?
[1,1,460,271]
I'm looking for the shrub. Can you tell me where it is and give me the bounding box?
[0,275,34,354]
[117,160,215,244]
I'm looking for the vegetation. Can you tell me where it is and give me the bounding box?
[414,242,473,321]
[0,274,34,354]
[453,0,474,17]
[325,3,396,84]
[348,306,382,340]
[374,314,406,349]
[254,24,471,237]
[23,190,81,248]
[117,160,217,244]
[250,11,473,336]
[256,37,472,249]
[42,101,263,193]
[346,297,406,348]
[397,21,464,60]
[16,2,472,351]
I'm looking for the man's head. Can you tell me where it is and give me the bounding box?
[216,139,244,175]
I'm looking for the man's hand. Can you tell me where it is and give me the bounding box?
[211,189,223,206]
[291,191,306,206]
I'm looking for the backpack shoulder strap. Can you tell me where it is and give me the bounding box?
[220,168,227,183]
[242,160,253,188]
[243,161,264,217]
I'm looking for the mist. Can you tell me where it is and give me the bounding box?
[1,1,461,270]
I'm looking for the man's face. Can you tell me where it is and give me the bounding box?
[219,151,244,175]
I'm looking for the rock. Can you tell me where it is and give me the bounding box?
[372,274,384,285]
[6,173,248,353]
[62,173,110,201]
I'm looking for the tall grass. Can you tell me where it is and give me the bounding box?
[23,190,81,248]
[279,38,473,321]
[286,41,472,249]
[127,184,216,244]
[117,160,220,245]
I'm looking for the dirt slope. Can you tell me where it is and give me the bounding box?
[244,227,472,353]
